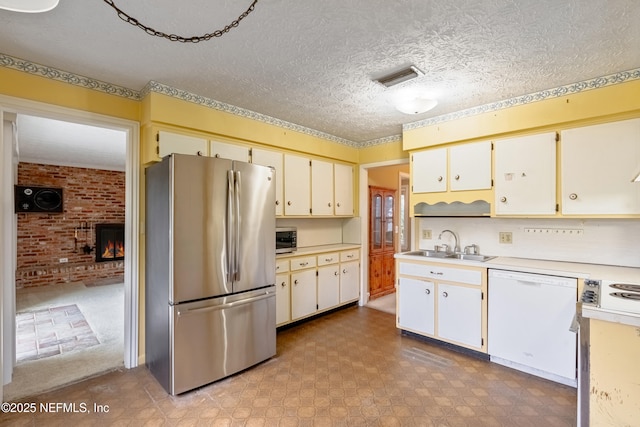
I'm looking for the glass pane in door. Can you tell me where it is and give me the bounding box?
[384,194,394,250]
[372,193,382,250]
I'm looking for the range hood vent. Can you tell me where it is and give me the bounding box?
[374,65,423,88]
[414,200,491,217]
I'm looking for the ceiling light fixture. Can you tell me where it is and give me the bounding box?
[374,65,424,88]
[396,97,438,115]
[0,0,58,13]
[102,0,259,43]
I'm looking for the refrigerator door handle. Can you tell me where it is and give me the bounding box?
[226,170,235,283]
[234,170,241,282]
[176,292,274,317]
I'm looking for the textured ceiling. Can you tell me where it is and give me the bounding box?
[1,0,639,150]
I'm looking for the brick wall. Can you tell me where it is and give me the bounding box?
[16,163,125,288]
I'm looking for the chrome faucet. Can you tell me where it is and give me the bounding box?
[438,229,460,253]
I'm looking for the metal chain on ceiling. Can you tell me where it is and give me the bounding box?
[102,0,259,43]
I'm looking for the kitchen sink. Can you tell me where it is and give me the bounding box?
[401,250,495,262]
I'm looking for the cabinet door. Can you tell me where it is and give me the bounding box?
[275,273,290,325]
[449,141,492,191]
[494,132,557,215]
[368,255,383,298]
[284,154,311,216]
[311,159,334,216]
[398,278,435,335]
[437,283,482,348]
[561,119,640,214]
[252,148,284,216]
[412,148,447,193]
[340,260,360,303]
[209,140,250,162]
[158,131,208,158]
[334,163,354,216]
[318,265,340,310]
[291,269,317,320]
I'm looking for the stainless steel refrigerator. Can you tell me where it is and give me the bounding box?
[145,153,276,395]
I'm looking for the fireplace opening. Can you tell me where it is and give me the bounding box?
[95,223,125,262]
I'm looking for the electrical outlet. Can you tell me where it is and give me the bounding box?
[59,257,68,263]
[499,232,513,244]
[421,229,432,239]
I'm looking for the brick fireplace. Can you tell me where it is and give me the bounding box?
[16,162,125,288]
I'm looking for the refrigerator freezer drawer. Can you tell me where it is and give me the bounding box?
[169,289,276,395]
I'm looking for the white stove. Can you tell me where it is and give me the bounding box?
[581,279,640,315]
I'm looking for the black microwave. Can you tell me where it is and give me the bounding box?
[276,227,297,254]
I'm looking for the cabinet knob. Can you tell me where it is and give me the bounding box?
[425,289,431,295]
[334,271,339,276]
[281,281,286,287]
[300,262,308,266]
[437,176,443,182]
[442,291,448,298]
[328,202,332,207]
[500,196,507,203]
[275,200,280,206]
[454,174,460,180]
[287,201,292,206]
[337,202,341,207]
[343,269,347,274]
[294,279,299,285]
[214,153,220,158]
[196,151,203,156]
[569,193,578,200]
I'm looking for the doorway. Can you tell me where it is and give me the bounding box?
[368,186,397,300]
[0,97,139,402]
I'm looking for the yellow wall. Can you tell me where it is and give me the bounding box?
[368,164,409,189]
[403,79,640,150]
[0,67,140,121]
[143,92,359,163]
[358,139,408,165]
[589,319,640,425]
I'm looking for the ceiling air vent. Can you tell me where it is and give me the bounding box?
[373,65,424,88]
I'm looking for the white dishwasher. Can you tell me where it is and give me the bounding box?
[488,269,577,386]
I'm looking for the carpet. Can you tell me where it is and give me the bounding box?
[16,304,100,362]
[365,293,396,314]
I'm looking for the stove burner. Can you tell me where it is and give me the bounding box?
[609,292,640,301]
[609,283,640,292]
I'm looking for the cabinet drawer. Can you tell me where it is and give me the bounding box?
[317,252,339,266]
[276,259,290,273]
[290,256,317,271]
[398,262,482,286]
[340,250,360,262]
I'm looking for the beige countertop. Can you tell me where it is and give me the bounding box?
[276,243,361,259]
[395,250,640,326]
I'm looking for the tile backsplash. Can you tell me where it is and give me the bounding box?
[416,217,640,268]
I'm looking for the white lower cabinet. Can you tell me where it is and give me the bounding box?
[291,268,317,320]
[275,273,290,325]
[398,278,435,335]
[437,283,482,348]
[397,260,486,352]
[278,248,360,326]
[340,260,360,303]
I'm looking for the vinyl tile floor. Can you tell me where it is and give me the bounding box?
[3,306,577,426]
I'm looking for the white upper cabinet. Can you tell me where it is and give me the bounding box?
[209,140,250,162]
[334,163,354,216]
[252,148,284,216]
[412,147,447,193]
[561,119,640,215]
[412,141,491,193]
[494,132,557,215]
[311,159,334,216]
[284,154,311,216]
[449,141,492,191]
[158,131,208,158]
